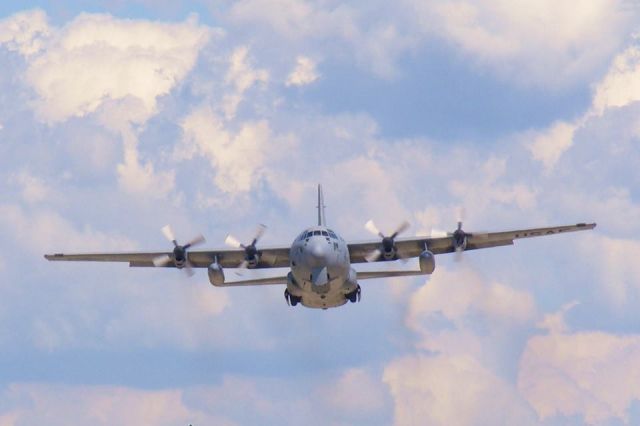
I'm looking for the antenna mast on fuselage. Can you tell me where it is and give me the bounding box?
[317,184,326,226]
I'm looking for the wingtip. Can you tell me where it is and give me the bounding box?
[576,222,597,229]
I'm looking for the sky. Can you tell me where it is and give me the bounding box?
[1,1,640,425]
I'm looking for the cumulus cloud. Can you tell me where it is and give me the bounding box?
[576,234,640,308]
[226,0,637,86]
[410,0,635,87]
[384,354,537,426]
[286,56,319,86]
[223,46,269,119]
[405,266,537,367]
[227,0,415,77]
[592,43,640,115]
[0,384,210,426]
[0,10,213,198]
[519,303,640,424]
[319,368,388,417]
[18,12,211,123]
[448,155,537,213]
[526,121,576,173]
[0,9,49,56]
[7,170,54,203]
[0,203,135,254]
[178,105,275,193]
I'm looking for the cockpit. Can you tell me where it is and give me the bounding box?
[297,229,340,241]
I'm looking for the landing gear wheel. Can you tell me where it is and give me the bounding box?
[346,285,361,303]
[284,289,301,307]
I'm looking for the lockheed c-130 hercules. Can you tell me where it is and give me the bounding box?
[45,185,596,309]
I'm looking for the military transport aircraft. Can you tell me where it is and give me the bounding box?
[45,185,596,309]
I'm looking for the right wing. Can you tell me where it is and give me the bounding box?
[348,223,596,263]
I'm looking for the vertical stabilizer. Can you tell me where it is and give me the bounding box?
[317,184,326,226]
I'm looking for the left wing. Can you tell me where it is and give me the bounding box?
[348,222,596,263]
[44,245,291,269]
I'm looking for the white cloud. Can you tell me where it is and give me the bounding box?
[519,325,640,424]
[592,44,640,115]
[577,234,640,308]
[408,267,536,330]
[406,267,536,361]
[410,0,635,87]
[286,56,319,86]
[536,301,579,335]
[101,280,231,350]
[0,384,210,426]
[0,9,49,56]
[526,121,576,172]
[19,13,211,124]
[0,203,136,254]
[319,369,388,417]
[223,46,269,119]
[8,170,53,203]
[384,354,537,426]
[227,0,415,78]
[178,105,274,193]
[448,155,537,213]
[0,11,213,199]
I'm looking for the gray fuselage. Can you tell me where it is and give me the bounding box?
[286,226,359,309]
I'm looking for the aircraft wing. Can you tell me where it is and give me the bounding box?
[44,245,291,269]
[347,223,596,263]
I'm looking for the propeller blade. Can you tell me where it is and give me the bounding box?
[456,207,466,225]
[391,220,410,238]
[184,234,206,249]
[365,220,383,238]
[152,254,172,267]
[252,224,267,244]
[183,262,195,277]
[161,225,176,244]
[454,249,464,263]
[234,260,249,276]
[225,234,243,249]
[365,248,382,263]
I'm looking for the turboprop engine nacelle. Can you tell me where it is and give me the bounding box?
[208,263,225,286]
[419,250,436,274]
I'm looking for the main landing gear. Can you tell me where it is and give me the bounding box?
[346,284,361,303]
[284,289,302,306]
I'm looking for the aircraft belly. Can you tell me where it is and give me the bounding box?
[300,287,349,309]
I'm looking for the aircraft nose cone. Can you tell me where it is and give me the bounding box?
[306,238,328,267]
[310,243,324,259]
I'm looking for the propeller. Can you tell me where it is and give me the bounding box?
[449,208,488,262]
[152,225,206,276]
[364,220,410,262]
[225,224,268,272]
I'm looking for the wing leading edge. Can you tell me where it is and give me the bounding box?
[347,223,596,263]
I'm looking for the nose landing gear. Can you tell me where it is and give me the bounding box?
[284,289,302,307]
[346,284,361,303]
